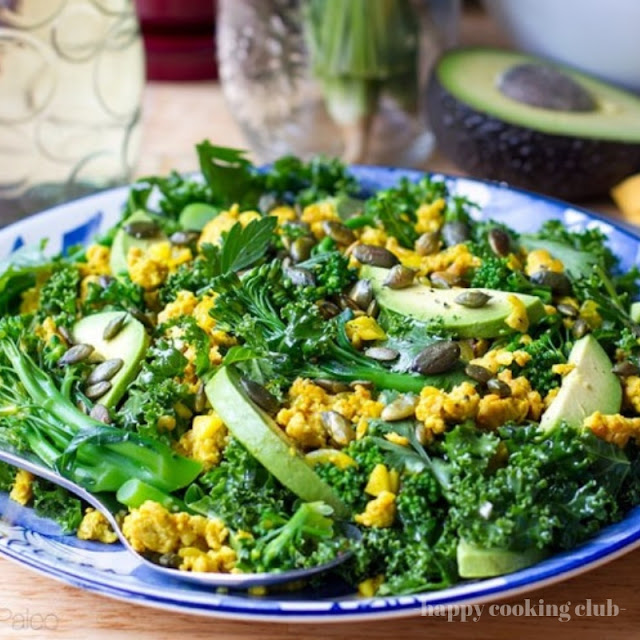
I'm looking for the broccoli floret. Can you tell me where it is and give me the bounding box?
[38,263,80,328]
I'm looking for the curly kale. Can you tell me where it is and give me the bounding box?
[32,480,84,534]
[0,461,16,492]
[82,275,145,314]
[38,263,80,328]
[292,251,357,302]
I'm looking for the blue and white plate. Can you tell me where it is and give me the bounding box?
[1,168,640,622]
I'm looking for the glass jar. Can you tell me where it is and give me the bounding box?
[0,0,144,225]
[217,0,459,167]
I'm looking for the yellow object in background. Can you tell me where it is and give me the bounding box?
[612,174,640,221]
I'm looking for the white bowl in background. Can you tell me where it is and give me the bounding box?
[484,0,640,92]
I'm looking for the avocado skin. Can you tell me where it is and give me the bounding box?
[427,72,640,201]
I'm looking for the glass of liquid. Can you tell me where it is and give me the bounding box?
[0,0,145,226]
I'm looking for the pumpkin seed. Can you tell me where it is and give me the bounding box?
[442,221,470,247]
[430,271,462,289]
[58,343,94,366]
[169,230,200,246]
[285,267,316,287]
[103,313,128,341]
[90,403,111,424]
[321,411,355,447]
[487,228,511,257]
[465,363,493,384]
[240,378,279,415]
[58,325,74,345]
[98,275,114,289]
[384,265,415,290]
[365,346,400,362]
[415,232,440,256]
[455,289,491,308]
[349,279,373,310]
[487,378,512,397]
[352,244,399,268]
[318,300,341,319]
[612,361,640,377]
[350,379,374,390]
[124,220,161,239]
[338,293,362,312]
[314,379,351,393]
[87,358,124,385]
[322,220,356,245]
[529,269,572,295]
[129,308,155,330]
[195,382,207,413]
[290,236,315,263]
[85,381,112,400]
[366,298,380,318]
[572,317,590,338]
[414,423,430,446]
[557,302,579,318]
[411,340,460,375]
[381,395,418,421]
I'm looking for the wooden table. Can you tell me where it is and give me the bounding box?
[1,9,638,640]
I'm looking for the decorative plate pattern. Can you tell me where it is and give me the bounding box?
[1,168,640,622]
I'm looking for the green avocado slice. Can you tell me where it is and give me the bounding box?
[72,311,150,408]
[457,539,547,578]
[109,210,167,277]
[362,265,545,338]
[540,335,621,433]
[178,203,220,231]
[205,367,349,519]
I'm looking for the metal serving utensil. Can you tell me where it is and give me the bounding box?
[0,446,355,589]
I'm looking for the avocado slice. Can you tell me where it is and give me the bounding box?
[540,335,621,433]
[362,265,545,338]
[457,539,547,579]
[178,203,220,231]
[205,367,349,518]
[631,301,640,324]
[72,311,150,408]
[427,47,640,200]
[109,210,167,276]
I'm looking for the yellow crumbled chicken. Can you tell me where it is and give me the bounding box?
[127,246,169,290]
[477,370,543,428]
[158,289,198,325]
[544,387,560,409]
[505,294,529,333]
[157,415,177,431]
[358,226,388,246]
[579,299,602,329]
[177,413,228,470]
[77,508,118,543]
[198,204,260,248]
[584,411,640,448]
[414,198,445,234]
[19,270,50,314]
[358,574,384,597]
[623,376,640,414]
[149,242,192,272]
[305,449,356,469]
[611,173,640,220]
[193,294,216,334]
[122,500,236,572]
[300,200,339,238]
[355,491,396,528]
[384,432,410,447]
[269,205,297,225]
[552,363,575,377]
[364,464,399,497]
[470,347,531,374]
[275,378,382,450]
[9,470,34,506]
[525,249,564,276]
[345,316,386,349]
[34,317,60,344]
[80,244,111,277]
[415,381,480,441]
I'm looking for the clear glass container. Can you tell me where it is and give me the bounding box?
[0,0,145,225]
[217,0,459,167]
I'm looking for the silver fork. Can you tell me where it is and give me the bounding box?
[0,445,354,589]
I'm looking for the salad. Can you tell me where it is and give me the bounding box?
[1,142,640,597]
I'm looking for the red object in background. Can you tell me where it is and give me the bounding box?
[134,0,218,81]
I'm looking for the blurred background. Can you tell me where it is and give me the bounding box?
[1,0,639,224]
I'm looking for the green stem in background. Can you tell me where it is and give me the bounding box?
[302,0,419,163]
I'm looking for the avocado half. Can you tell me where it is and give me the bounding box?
[427,47,640,200]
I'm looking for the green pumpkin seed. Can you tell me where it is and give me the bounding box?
[241,378,279,415]
[103,313,128,341]
[366,298,380,318]
[365,346,400,362]
[124,220,161,239]
[314,379,351,393]
[290,236,315,263]
[321,411,355,447]
[442,221,470,247]
[381,395,418,421]
[612,361,640,377]
[415,232,440,256]
[411,341,460,375]
[557,303,579,318]
[465,363,493,383]
[488,228,511,257]
[322,220,356,245]
[58,344,94,366]
[318,301,341,319]
[529,269,572,295]
[349,279,373,310]
[90,403,111,424]
[487,378,512,397]
[85,381,112,400]
[286,267,316,287]
[352,244,399,268]
[169,230,200,246]
[572,317,590,338]
[195,382,207,413]
[87,358,124,385]
[384,265,415,290]
[455,290,491,308]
